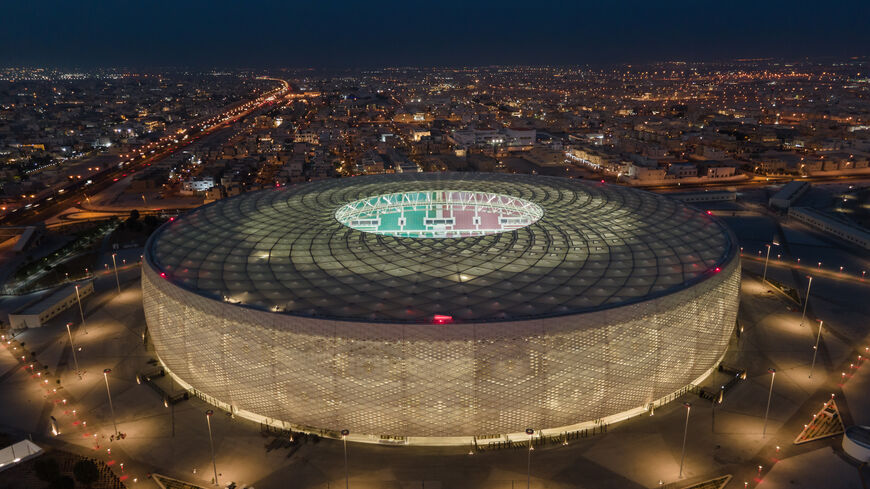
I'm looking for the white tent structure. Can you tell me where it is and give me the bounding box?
[843,425,870,462]
[0,439,43,472]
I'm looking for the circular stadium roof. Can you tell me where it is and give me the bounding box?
[146,173,735,323]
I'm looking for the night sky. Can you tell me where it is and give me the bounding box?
[3,0,870,68]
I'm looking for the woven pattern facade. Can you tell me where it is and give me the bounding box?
[142,254,739,439]
[142,173,740,440]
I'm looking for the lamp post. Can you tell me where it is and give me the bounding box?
[712,387,723,433]
[798,276,813,328]
[810,321,824,379]
[74,285,88,334]
[762,241,778,285]
[102,369,118,436]
[65,323,80,377]
[679,402,691,478]
[526,428,535,489]
[341,429,350,489]
[111,253,121,293]
[205,410,218,486]
[762,368,776,437]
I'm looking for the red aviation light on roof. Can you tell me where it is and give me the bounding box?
[713,267,721,273]
[706,210,714,215]
[433,314,453,324]
[159,272,167,279]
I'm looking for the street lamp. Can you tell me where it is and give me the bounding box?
[341,429,350,489]
[526,428,535,489]
[762,241,778,285]
[65,323,80,377]
[810,320,824,379]
[679,403,691,478]
[205,410,218,486]
[762,368,776,437]
[798,276,813,328]
[74,285,88,334]
[111,254,121,293]
[103,369,118,436]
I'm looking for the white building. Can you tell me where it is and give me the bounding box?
[788,207,870,250]
[9,281,95,329]
[667,163,698,178]
[410,130,431,142]
[769,181,810,209]
[181,177,215,193]
[705,166,737,178]
[629,165,668,181]
[671,191,737,203]
[450,127,529,149]
[505,127,536,148]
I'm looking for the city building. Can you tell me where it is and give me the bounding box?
[181,177,215,193]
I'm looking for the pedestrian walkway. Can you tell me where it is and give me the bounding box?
[153,473,208,489]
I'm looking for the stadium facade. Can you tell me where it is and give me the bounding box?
[142,173,740,445]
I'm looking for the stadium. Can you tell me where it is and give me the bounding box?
[142,172,740,446]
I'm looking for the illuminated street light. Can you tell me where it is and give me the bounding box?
[111,253,121,293]
[526,428,535,489]
[74,285,88,335]
[798,276,813,328]
[103,369,118,436]
[762,368,776,437]
[679,402,691,478]
[205,410,219,486]
[65,323,80,378]
[341,429,350,489]
[761,241,778,285]
[810,321,824,379]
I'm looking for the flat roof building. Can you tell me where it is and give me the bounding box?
[769,180,810,209]
[8,281,94,329]
[788,207,870,250]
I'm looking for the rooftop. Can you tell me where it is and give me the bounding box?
[146,173,736,323]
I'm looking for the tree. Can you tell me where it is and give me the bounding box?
[127,209,140,223]
[33,457,60,482]
[72,459,99,486]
